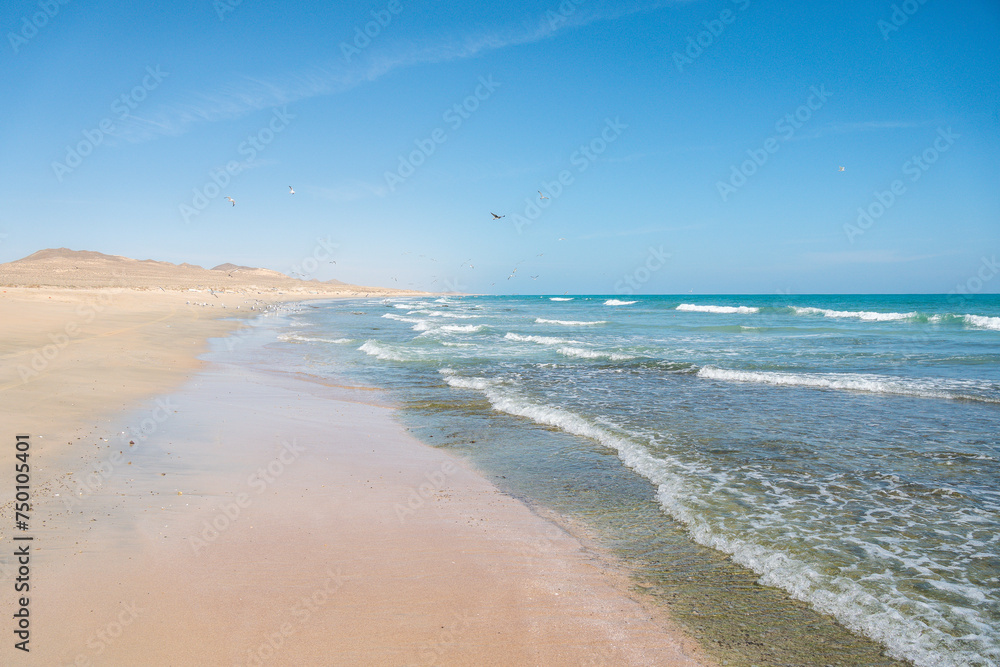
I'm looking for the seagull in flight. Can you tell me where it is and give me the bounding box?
[289,186,296,194]
[538,191,549,200]
[531,275,539,280]
[225,197,235,206]
[491,212,505,220]
[838,166,845,172]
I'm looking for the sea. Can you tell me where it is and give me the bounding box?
[261,294,999,667]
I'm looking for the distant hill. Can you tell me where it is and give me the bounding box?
[0,248,410,295]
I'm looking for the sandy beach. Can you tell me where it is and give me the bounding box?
[1,253,712,666]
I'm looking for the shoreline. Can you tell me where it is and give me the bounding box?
[1,287,713,665]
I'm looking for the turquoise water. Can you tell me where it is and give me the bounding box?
[272,294,999,666]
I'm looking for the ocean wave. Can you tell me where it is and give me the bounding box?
[357,340,409,362]
[535,318,607,326]
[549,297,574,301]
[439,370,497,392]
[557,346,635,361]
[382,313,424,324]
[964,314,1000,331]
[504,333,576,345]
[605,299,636,306]
[677,304,760,314]
[278,333,353,344]
[792,306,918,322]
[438,371,990,666]
[406,309,479,319]
[697,367,999,403]
[428,312,479,319]
[438,324,486,333]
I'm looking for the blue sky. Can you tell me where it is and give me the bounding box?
[2,0,998,294]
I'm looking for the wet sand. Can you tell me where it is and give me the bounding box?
[1,287,712,666]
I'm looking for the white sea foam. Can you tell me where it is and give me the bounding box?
[964,314,1000,331]
[439,370,496,392]
[382,313,423,323]
[792,306,916,321]
[504,333,576,345]
[357,341,409,362]
[677,304,759,314]
[278,333,352,344]
[535,318,607,326]
[605,299,636,306]
[427,312,478,319]
[557,346,635,361]
[549,297,574,301]
[696,367,999,403]
[438,372,990,666]
[438,324,486,333]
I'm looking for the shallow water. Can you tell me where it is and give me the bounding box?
[271,294,1000,666]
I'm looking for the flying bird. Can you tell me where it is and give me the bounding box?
[538,191,549,200]
[531,275,539,280]
[838,166,845,172]
[289,186,295,194]
[225,197,235,206]
[491,212,505,220]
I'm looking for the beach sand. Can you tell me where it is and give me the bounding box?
[1,280,713,664]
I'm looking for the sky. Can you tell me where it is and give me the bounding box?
[1,0,998,295]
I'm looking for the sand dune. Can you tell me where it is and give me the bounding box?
[0,248,409,295]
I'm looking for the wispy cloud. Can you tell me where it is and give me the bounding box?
[112,1,681,143]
